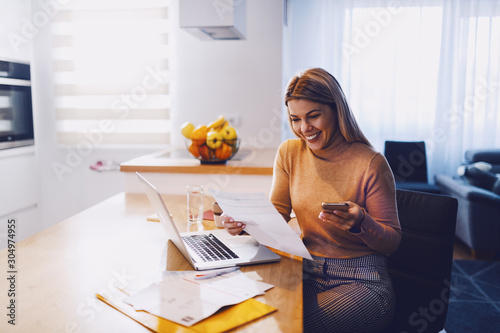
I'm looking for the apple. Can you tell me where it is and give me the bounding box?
[221,126,237,141]
[206,130,223,149]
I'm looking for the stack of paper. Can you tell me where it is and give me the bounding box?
[123,270,273,326]
[96,270,276,333]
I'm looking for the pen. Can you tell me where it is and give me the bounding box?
[194,267,240,280]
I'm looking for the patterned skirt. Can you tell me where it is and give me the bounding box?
[303,254,395,333]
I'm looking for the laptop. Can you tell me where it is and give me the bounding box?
[136,172,281,270]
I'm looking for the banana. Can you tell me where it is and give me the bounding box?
[207,115,225,130]
[217,121,229,133]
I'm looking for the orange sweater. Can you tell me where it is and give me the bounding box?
[270,139,401,258]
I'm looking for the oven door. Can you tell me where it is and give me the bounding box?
[0,78,34,150]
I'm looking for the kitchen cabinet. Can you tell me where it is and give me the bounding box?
[0,146,40,248]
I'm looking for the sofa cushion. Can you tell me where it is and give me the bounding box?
[457,163,500,195]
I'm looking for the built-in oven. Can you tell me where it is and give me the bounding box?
[0,60,34,150]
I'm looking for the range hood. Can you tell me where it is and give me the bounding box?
[179,0,246,40]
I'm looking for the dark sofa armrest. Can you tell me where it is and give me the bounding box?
[435,174,500,207]
[465,149,500,164]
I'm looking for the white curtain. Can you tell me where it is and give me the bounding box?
[283,0,500,181]
[433,0,500,176]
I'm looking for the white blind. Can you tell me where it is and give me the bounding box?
[51,0,171,147]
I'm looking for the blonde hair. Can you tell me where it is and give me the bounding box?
[285,68,372,147]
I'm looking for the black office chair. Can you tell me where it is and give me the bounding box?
[386,189,458,333]
[384,141,441,194]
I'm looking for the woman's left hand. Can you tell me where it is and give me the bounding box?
[318,201,365,232]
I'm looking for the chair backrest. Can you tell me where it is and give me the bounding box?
[384,141,429,183]
[386,189,458,333]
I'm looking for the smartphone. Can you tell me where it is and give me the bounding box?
[321,202,349,212]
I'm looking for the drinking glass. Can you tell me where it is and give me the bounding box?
[187,185,204,224]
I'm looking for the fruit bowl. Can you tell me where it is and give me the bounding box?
[181,115,240,164]
[186,138,240,164]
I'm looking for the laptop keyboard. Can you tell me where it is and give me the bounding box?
[183,233,239,262]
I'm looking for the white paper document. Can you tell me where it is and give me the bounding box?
[123,270,273,327]
[210,190,313,260]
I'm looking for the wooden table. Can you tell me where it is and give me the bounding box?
[0,193,303,332]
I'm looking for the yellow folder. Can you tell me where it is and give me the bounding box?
[96,290,276,333]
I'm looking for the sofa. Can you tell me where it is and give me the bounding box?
[435,149,500,258]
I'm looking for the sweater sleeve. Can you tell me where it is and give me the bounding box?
[270,142,293,222]
[351,153,402,256]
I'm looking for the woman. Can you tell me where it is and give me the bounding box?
[223,68,401,332]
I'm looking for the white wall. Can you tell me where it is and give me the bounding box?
[26,0,284,232]
[170,0,284,150]
[0,0,31,62]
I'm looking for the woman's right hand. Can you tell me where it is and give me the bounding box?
[221,213,246,236]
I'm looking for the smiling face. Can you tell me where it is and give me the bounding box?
[288,99,338,151]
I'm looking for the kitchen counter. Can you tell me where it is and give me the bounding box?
[120,147,277,194]
[120,148,276,175]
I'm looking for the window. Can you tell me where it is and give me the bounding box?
[344,5,443,148]
[51,0,171,148]
[284,0,500,177]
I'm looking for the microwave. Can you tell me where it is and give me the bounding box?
[0,60,34,150]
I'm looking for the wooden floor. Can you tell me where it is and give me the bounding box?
[453,239,475,260]
[453,238,500,261]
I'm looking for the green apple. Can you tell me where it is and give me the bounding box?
[206,130,223,149]
[221,126,237,141]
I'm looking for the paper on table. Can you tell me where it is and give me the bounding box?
[123,270,273,327]
[210,190,313,260]
[97,291,276,333]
